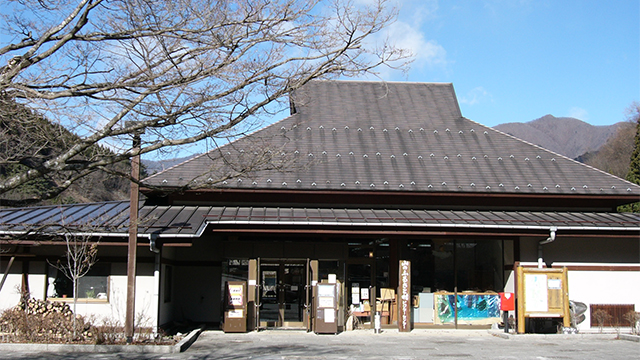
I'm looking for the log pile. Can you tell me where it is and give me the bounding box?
[0,299,93,343]
[18,298,74,318]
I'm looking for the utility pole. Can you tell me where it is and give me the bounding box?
[125,123,142,343]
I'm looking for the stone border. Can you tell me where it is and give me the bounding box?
[618,334,640,342]
[488,330,640,341]
[0,325,204,354]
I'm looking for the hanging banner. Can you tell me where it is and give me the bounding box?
[398,260,411,332]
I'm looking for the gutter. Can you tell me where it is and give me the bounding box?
[538,227,557,268]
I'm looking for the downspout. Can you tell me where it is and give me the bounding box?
[537,227,557,269]
[149,234,161,335]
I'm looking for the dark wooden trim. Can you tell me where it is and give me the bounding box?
[161,258,221,267]
[209,228,639,239]
[142,187,635,211]
[554,265,640,271]
[0,240,192,247]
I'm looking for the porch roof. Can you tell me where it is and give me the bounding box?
[1,201,638,239]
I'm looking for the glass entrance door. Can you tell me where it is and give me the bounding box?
[259,260,307,329]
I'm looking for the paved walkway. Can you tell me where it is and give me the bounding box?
[0,329,637,359]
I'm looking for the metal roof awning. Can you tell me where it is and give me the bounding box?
[1,201,638,240]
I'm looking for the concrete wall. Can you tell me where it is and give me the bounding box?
[552,263,640,332]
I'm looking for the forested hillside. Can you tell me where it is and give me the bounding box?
[0,98,130,207]
[494,115,624,160]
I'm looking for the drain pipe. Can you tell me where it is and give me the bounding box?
[537,227,557,268]
[149,233,160,254]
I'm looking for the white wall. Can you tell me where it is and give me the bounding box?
[552,263,640,331]
[0,263,159,331]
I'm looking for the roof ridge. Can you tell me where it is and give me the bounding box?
[308,79,454,86]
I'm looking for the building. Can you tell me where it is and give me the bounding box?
[1,81,639,333]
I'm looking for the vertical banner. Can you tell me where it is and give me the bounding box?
[398,260,411,332]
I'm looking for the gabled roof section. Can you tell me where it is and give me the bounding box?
[143,80,640,197]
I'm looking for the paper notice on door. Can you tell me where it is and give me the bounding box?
[319,296,334,308]
[324,309,335,323]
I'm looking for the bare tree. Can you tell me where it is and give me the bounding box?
[49,231,99,338]
[0,0,410,205]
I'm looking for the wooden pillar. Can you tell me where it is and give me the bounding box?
[125,129,142,343]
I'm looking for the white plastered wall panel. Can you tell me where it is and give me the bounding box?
[552,263,640,332]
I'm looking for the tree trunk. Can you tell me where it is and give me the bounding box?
[73,277,78,338]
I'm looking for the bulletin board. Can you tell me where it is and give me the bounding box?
[516,267,570,333]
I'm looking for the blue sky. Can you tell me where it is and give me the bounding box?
[377,0,639,127]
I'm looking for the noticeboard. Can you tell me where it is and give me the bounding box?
[516,267,570,334]
[315,283,338,334]
[224,281,247,333]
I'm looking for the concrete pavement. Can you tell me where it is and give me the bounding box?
[0,329,637,359]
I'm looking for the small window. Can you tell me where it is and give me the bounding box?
[50,263,109,300]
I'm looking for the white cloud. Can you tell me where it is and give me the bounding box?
[460,87,493,105]
[567,107,589,120]
[384,20,447,68]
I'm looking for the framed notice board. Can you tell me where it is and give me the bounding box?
[516,267,570,333]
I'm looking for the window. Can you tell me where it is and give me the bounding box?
[49,263,109,300]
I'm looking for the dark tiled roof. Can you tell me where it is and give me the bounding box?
[2,201,639,238]
[143,80,640,196]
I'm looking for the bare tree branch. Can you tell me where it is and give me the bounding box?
[0,0,410,204]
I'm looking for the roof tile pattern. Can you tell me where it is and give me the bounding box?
[144,81,640,196]
[1,201,638,237]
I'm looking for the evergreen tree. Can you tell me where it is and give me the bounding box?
[618,104,640,212]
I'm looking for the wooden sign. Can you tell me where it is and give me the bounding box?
[398,260,411,332]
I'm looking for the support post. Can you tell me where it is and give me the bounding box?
[125,128,142,343]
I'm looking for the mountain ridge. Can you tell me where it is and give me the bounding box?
[494,115,624,159]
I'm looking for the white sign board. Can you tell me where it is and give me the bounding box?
[525,274,548,313]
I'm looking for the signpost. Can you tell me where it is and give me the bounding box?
[398,260,411,332]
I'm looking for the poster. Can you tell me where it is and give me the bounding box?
[525,274,548,313]
[318,284,334,297]
[319,296,334,308]
[324,308,335,323]
[435,294,501,324]
[228,284,244,306]
[360,288,369,301]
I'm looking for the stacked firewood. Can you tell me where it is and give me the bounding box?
[17,298,74,318]
[1,299,93,343]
